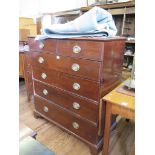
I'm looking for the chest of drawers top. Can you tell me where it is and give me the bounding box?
[28,37,126,61]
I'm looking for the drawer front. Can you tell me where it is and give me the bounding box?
[31,52,101,81]
[28,38,57,52]
[57,40,103,61]
[33,68,100,101]
[34,80,99,124]
[34,96,98,144]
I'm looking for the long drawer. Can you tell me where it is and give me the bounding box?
[34,80,99,124]
[34,96,99,144]
[31,52,101,81]
[57,40,103,61]
[33,68,100,101]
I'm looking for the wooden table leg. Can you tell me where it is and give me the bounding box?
[103,102,112,155]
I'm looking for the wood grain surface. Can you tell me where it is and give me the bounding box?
[33,80,99,124]
[20,81,135,155]
[33,68,100,101]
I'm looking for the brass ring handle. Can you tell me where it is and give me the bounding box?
[38,57,44,63]
[43,89,48,95]
[56,56,60,59]
[39,42,44,49]
[73,45,81,54]
[72,122,79,129]
[44,106,48,112]
[73,83,80,90]
[72,102,80,110]
[71,63,80,72]
[41,73,47,79]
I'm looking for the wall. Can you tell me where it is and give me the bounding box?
[19,0,96,18]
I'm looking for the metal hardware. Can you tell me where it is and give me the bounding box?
[71,63,80,71]
[72,102,80,110]
[39,42,44,49]
[72,122,79,129]
[44,106,48,112]
[38,57,44,63]
[73,83,80,90]
[41,73,47,79]
[43,89,48,95]
[73,45,81,54]
[56,56,60,59]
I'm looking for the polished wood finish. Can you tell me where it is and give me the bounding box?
[34,80,98,124]
[28,38,57,52]
[112,104,134,120]
[81,0,135,79]
[100,40,125,82]
[35,1,134,79]
[28,37,125,155]
[31,52,101,81]
[34,96,99,144]
[20,81,135,155]
[33,68,100,101]
[103,102,112,155]
[102,82,135,155]
[103,83,135,111]
[57,40,104,61]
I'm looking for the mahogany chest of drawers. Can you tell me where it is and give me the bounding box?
[28,37,125,155]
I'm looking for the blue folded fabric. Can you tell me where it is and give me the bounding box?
[35,6,117,40]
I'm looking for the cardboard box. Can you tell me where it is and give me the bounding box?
[19,29,30,41]
[19,17,37,36]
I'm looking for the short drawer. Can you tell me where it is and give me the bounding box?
[33,68,100,101]
[34,80,99,124]
[31,52,101,81]
[57,40,103,61]
[34,96,99,144]
[28,37,56,52]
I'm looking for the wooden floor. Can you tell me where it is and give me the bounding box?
[19,80,135,155]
